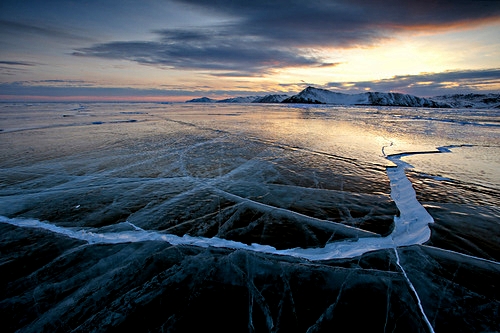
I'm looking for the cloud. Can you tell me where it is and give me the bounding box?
[73,27,330,75]
[0,79,263,100]
[0,82,185,99]
[71,1,500,76]
[173,0,500,46]
[325,68,500,96]
[5,79,97,88]
[0,20,93,42]
[0,60,39,75]
[0,61,36,66]
[2,69,498,101]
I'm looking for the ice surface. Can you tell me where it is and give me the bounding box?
[395,249,435,333]
[0,143,435,260]
[0,103,498,332]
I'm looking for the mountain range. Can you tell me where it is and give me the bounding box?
[186,86,500,109]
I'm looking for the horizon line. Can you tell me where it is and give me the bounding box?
[1,88,498,103]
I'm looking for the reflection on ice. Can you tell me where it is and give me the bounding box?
[1,103,499,332]
[0,103,500,332]
[1,103,498,260]
[0,103,498,260]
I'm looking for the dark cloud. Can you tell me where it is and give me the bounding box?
[6,79,96,88]
[73,27,329,75]
[0,20,93,41]
[325,69,500,96]
[72,1,500,75]
[0,60,38,75]
[0,61,36,66]
[173,0,500,46]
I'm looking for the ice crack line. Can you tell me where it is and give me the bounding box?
[0,146,436,261]
[0,145,449,261]
[394,249,435,333]
[385,152,434,247]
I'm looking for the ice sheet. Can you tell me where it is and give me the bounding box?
[1,103,499,332]
[0,147,435,260]
[1,103,497,261]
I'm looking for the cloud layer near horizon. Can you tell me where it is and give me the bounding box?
[72,0,500,75]
[325,69,500,96]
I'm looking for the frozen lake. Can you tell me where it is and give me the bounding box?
[1,102,499,332]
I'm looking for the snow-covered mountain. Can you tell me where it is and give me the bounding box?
[431,93,500,109]
[217,96,261,103]
[282,87,369,105]
[185,97,215,103]
[185,88,499,109]
[186,94,289,103]
[252,94,289,103]
[282,87,448,108]
[366,92,446,108]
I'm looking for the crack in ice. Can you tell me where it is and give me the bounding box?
[394,248,435,333]
[0,145,438,260]
[0,144,476,333]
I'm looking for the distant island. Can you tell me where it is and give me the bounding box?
[186,86,500,109]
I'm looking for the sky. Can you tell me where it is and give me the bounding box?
[1,0,499,102]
